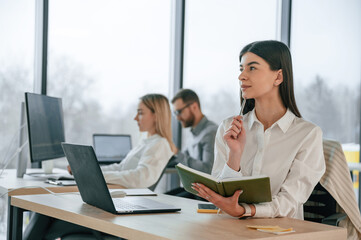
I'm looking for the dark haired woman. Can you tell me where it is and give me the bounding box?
[192,40,325,219]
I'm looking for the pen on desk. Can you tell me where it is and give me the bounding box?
[46,179,61,185]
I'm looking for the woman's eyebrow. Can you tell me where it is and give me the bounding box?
[247,61,260,66]
[240,61,260,67]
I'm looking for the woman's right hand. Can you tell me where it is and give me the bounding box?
[224,116,246,152]
[223,116,246,170]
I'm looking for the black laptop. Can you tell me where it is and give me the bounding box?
[61,143,181,214]
[93,134,132,164]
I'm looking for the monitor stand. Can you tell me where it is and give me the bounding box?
[16,102,29,178]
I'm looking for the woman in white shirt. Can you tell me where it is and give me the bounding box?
[192,40,325,219]
[100,93,177,188]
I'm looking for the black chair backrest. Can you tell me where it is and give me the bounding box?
[304,183,337,223]
[148,155,176,191]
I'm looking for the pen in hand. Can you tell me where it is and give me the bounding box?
[239,97,246,117]
[230,97,246,140]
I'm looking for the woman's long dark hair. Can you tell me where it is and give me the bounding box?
[239,40,301,118]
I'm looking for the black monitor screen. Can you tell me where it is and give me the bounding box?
[25,92,65,162]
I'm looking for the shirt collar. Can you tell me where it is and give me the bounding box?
[247,108,295,133]
[247,109,257,130]
[143,133,161,143]
[276,109,295,133]
[191,116,208,136]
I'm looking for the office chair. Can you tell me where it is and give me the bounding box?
[148,155,176,191]
[304,139,361,239]
[304,182,346,225]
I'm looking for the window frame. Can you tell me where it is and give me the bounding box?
[34,0,361,209]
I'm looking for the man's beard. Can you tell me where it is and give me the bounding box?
[182,113,195,128]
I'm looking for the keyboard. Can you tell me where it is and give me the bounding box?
[113,198,146,210]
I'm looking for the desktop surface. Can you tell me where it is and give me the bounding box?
[0,169,124,196]
[0,168,78,196]
[10,193,346,240]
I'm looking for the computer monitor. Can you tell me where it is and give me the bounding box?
[93,134,132,164]
[16,102,29,177]
[25,92,66,163]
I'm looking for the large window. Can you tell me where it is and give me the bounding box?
[183,0,281,125]
[47,0,172,155]
[291,0,360,145]
[181,0,280,147]
[0,1,34,169]
[0,0,35,236]
[291,0,361,199]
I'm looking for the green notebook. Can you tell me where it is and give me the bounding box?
[175,163,272,203]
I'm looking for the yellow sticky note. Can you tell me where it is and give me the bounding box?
[246,225,280,229]
[246,225,294,235]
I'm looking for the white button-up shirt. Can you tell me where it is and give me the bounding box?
[212,109,325,219]
[101,134,173,188]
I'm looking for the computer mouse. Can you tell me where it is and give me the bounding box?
[110,190,127,198]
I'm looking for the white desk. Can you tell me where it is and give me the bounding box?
[0,168,123,240]
[0,168,78,196]
[9,193,347,240]
[0,168,75,240]
[0,168,124,196]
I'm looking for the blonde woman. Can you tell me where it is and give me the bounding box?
[25,94,176,240]
[101,93,177,188]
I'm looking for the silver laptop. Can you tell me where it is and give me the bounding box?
[61,143,181,214]
[93,134,132,164]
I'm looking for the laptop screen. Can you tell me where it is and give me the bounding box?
[93,134,132,164]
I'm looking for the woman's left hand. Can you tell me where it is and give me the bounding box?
[192,183,245,217]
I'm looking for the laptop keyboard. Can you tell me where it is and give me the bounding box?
[113,198,146,210]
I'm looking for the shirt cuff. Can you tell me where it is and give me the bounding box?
[253,203,272,218]
[218,163,244,180]
[175,152,186,165]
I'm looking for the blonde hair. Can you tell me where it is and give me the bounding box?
[140,94,177,153]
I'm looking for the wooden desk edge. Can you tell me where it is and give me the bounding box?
[10,196,167,240]
[5,184,124,196]
[10,193,347,240]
